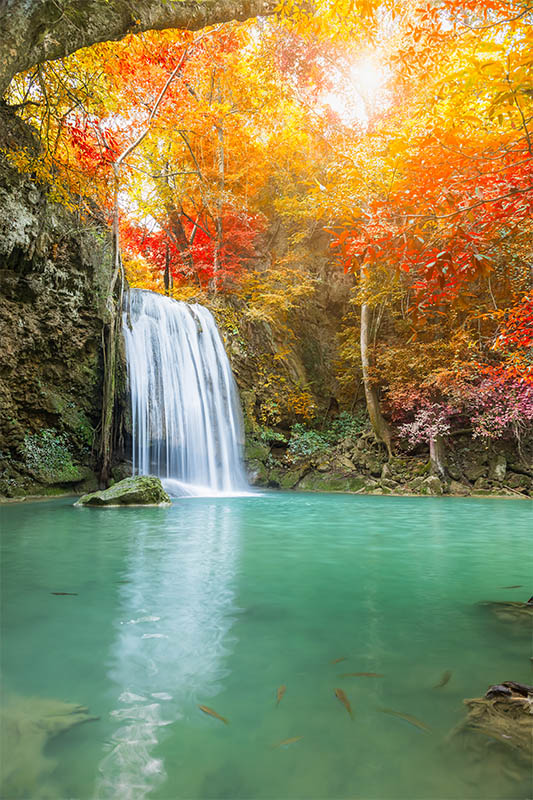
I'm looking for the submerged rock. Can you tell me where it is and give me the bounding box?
[480,599,533,630]
[0,694,98,799]
[447,681,533,792]
[74,475,171,507]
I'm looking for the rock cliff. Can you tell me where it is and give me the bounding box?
[0,110,113,498]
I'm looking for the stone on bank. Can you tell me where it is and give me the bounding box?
[74,476,171,507]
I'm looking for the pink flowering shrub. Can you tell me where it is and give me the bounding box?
[467,374,533,440]
[388,372,533,445]
[396,401,455,446]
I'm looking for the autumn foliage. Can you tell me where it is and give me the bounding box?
[5,0,532,450]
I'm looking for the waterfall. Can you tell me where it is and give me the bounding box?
[123,289,248,496]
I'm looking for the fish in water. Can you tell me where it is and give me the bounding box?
[198,705,229,725]
[331,657,347,664]
[433,670,452,689]
[272,736,303,749]
[378,708,431,732]
[276,685,286,706]
[500,585,523,589]
[334,688,353,718]
[51,592,78,596]
[339,672,384,678]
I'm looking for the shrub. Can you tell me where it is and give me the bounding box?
[327,410,369,441]
[22,428,75,478]
[287,424,329,461]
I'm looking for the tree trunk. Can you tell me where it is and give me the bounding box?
[98,175,123,486]
[164,242,170,295]
[212,78,225,294]
[167,208,195,275]
[0,0,276,96]
[429,434,447,480]
[360,297,392,456]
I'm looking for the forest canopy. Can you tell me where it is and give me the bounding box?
[3,0,532,456]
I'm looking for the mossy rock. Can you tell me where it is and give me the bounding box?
[111,462,132,483]
[298,471,366,493]
[75,471,99,494]
[449,480,471,496]
[74,475,171,507]
[277,468,307,490]
[244,439,270,462]
[246,459,269,486]
[420,476,443,495]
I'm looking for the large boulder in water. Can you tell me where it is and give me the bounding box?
[74,475,171,507]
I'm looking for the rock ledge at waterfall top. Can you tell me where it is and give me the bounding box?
[74,476,171,507]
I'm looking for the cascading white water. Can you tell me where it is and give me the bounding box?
[123,289,248,496]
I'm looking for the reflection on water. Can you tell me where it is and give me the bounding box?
[96,503,241,799]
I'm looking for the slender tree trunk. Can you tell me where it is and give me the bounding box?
[167,208,195,273]
[99,174,123,486]
[360,288,392,456]
[212,76,224,293]
[429,434,447,479]
[164,241,171,295]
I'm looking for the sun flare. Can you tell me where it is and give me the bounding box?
[323,54,389,125]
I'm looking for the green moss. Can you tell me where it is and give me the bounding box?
[75,475,171,507]
[278,469,305,489]
[413,461,432,476]
[246,459,269,485]
[244,439,270,462]
[298,472,366,493]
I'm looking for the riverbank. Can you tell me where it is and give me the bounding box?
[244,427,533,500]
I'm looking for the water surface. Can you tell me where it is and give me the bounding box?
[1,493,531,799]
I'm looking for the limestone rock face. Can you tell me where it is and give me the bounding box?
[464,464,487,482]
[421,475,443,495]
[489,454,507,482]
[0,114,117,498]
[449,480,470,496]
[75,475,171,507]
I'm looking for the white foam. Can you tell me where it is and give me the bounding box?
[118,691,146,703]
[162,477,257,499]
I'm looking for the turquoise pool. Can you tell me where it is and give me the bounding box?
[1,493,531,799]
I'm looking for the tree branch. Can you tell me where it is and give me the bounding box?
[0,0,277,96]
